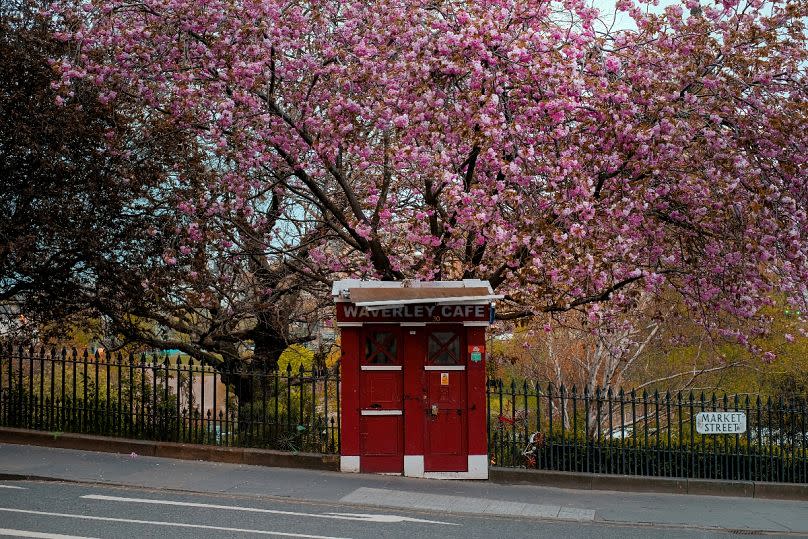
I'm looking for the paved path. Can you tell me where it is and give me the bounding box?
[340,487,596,520]
[1,443,807,536]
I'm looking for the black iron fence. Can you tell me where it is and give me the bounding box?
[487,380,808,483]
[0,346,340,453]
[3,346,807,484]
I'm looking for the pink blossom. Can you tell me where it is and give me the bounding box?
[51,0,808,351]
[604,56,621,72]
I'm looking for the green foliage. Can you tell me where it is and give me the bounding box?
[0,356,339,454]
[277,344,315,371]
[234,375,338,453]
[236,398,334,453]
[616,300,808,398]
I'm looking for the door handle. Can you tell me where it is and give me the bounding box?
[430,404,439,417]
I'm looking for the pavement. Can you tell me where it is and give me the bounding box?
[1,443,808,537]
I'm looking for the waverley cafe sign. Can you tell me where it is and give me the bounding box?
[696,411,747,434]
[336,303,490,323]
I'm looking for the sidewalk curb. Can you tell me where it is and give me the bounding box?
[2,427,806,501]
[0,427,339,471]
[489,467,808,501]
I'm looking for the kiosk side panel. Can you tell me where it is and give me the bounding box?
[340,327,361,465]
[466,327,488,457]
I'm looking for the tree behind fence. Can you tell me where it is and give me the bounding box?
[487,379,808,483]
[0,346,340,453]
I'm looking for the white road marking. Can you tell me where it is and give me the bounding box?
[81,494,457,525]
[322,512,454,524]
[0,485,26,490]
[0,528,98,539]
[0,508,350,539]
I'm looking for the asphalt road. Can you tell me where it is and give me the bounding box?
[0,480,750,539]
[3,445,808,538]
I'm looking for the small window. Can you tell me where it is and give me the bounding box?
[428,332,460,365]
[365,332,398,364]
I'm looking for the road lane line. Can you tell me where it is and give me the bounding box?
[0,528,98,539]
[0,485,27,490]
[0,508,350,539]
[80,494,457,525]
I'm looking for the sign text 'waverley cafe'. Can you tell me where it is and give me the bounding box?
[336,303,491,323]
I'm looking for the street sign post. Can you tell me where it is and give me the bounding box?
[696,411,746,434]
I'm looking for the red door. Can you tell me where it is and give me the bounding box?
[424,328,467,472]
[359,326,404,473]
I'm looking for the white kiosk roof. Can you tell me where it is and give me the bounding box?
[332,279,502,310]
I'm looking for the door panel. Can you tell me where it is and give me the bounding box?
[360,371,402,411]
[427,375,464,454]
[424,328,467,472]
[359,326,403,473]
[360,415,404,456]
[428,411,464,456]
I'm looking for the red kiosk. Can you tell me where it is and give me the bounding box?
[333,279,501,479]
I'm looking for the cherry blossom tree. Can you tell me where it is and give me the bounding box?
[51,0,807,355]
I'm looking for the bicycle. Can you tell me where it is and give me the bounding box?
[491,411,545,468]
[521,431,546,468]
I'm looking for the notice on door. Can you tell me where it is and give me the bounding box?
[696,411,746,434]
[440,372,449,386]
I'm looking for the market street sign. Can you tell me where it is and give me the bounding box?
[696,411,747,434]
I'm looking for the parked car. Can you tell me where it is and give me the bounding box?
[605,427,634,439]
[748,428,808,445]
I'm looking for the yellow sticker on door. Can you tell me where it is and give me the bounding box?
[440,372,449,386]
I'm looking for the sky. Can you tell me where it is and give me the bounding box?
[590,0,685,31]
